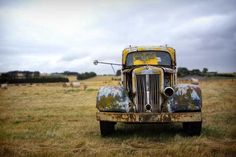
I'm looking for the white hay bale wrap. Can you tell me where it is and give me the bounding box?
[191,78,199,85]
[1,83,8,89]
[72,82,80,88]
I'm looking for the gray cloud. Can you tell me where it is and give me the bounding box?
[0,0,235,74]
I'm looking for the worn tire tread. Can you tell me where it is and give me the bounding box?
[183,121,202,136]
[100,121,115,136]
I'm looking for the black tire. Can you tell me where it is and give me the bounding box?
[100,121,115,136]
[183,121,202,136]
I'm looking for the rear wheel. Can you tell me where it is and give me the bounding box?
[100,121,115,136]
[183,121,202,136]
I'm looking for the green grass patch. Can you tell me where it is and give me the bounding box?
[202,125,227,138]
[86,89,98,92]
[64,89,81,93]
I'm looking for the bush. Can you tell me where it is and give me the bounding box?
[63,71,79,76]
[77,72,97,80]
[177,67,190,77]
[216,73,235,77]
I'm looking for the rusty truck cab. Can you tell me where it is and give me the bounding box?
[121,46,177,113]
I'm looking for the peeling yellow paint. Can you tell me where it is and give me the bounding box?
[133,52,158,65]
[122,46,176,65]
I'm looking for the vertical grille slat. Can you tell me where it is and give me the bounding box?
[136,74,160,112]
[150,75,160,112]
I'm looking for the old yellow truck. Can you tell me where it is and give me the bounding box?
[94,45,202,136]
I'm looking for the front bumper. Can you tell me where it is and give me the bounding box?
[96,112,202,123]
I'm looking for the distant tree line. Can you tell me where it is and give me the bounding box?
[52,71,97,80]
[0,70,98,83]
[77,72,97,80]
[51,71,79,76]
[1,71,40,79]
[0,77,69,84]
[177,67,235,77]
[62,71,79,76]
[0,71,68,84]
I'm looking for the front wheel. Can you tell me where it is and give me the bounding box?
[183,121,202,136]
[100,121,115,136]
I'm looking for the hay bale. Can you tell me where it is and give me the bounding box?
[71,82,80,88]
[63,82,71,87]
[191,78,199,85]
[1,83,8,89]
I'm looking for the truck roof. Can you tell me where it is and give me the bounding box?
[122,45,176,65]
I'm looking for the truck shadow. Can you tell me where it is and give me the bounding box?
[111,123,186,139]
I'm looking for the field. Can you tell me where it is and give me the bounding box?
[0,76,235,157]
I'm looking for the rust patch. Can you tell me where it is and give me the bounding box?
[97,112,202,123]
[96,86,134,112]
[167,84,202,112]
[160,114,171,122]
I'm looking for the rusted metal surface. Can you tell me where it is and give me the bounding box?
[96,112,202,123]
[95,45,203,125]
[167,84,202,112]
[162,67,176,74]
[96,86,134,112]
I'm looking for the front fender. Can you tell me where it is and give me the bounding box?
[167,84,202,112]
[96,86,133,112]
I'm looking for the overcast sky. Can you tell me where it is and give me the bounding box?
[0,0,236,74]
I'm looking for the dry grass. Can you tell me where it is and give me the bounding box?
[0,77,235,157]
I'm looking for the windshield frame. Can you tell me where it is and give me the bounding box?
[124,50,173,68]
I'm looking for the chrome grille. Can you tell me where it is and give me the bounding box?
[136,74,160,112]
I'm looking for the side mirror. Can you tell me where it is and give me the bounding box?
[93,60,98,65]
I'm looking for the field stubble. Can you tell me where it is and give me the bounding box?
[0,77,235,157]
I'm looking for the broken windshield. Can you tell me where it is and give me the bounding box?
[126,51,172,67]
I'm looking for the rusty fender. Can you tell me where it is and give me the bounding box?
[96,86,134,112]
[167,84,202,112]
[96,112,202,123]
